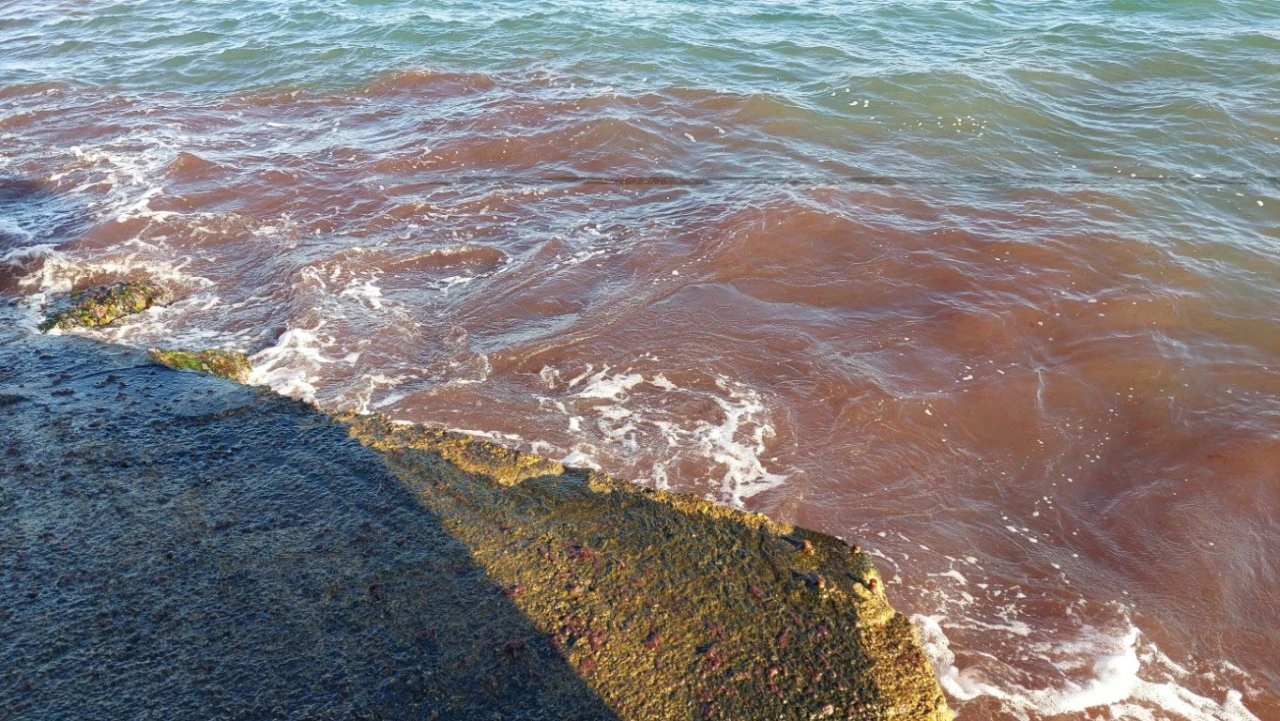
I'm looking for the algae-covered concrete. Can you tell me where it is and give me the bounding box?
[148,347,253,382]
[350,419,952,721]
[37,281,170,331]
[0,332,617,721]
[0,328,952,720]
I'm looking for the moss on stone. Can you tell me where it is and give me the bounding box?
[38,281,171,332]
[348,414,955,721]
[148,348,252,383]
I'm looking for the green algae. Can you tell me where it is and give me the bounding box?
[147,348,252,382]
[349,415,955,720]
[38,281,171,332]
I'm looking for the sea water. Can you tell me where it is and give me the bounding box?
[2,2,1278,718]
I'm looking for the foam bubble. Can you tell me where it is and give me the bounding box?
[559,368,785,506]
[913,615,1261,721]
[574,367,645,400]
[248,325,346,403]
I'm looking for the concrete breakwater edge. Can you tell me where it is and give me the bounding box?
[0,323,952,719]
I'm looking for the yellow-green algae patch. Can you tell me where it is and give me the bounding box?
[349,414,954,721]
[38,281,171,331]
[147,348,252,383]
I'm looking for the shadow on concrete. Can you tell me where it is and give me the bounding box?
[0,333,620,721]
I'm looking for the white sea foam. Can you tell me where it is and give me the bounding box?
[558,445,603,470]
[564,248,607,266]
[114,185,175,223]
[696,378,784,505]
[15,241,211,297]
[0,216,36,243]
[338,278,384,309]
[62,135,185,225]
[248,325,348,403]
[650,373,677,390]
[560,368,785,506]
[539,365,561,388]
[447,427,525,445]
[83,293,239,347]
[8,244,222,351]
[4,239,243,353]
[574,366,646,400]
[4,295,46,334]
[913,614,1261,721]
[333,371,421,414]
[1,243,59,266]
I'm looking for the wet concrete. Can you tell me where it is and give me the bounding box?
[0,332,618,721]
[0,325,950,720]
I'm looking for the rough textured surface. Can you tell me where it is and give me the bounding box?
[0,334,615,721]
[37,281,171,331]
[351,419,952,721]
[148,348,253,383]
[0,330,952,721]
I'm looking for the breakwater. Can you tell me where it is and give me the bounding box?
[0,327,950,720]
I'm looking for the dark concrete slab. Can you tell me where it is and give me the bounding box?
[0,332,618,721]
[0,326,951,720]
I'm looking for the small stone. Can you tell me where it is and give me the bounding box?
[148,348,252,383]
[39,281,171,332]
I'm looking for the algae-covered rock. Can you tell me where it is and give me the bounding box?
[148,348,252,382]
[38,281,171,331]
[359,423,569,486]
[350,415,955,721]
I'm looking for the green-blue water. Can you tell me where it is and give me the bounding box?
[4,1,1278,176]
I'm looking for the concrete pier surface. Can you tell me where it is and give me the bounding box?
[0,329,951,720]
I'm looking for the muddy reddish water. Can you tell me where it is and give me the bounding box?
[2,67,1277,719]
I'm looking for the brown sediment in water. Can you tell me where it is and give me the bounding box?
[0,329,951,720]
[8,74,1273,717]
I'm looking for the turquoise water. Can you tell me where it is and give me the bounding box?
[3,2,1279,719]
[4,2,1276,247]
[4,1,1277,175]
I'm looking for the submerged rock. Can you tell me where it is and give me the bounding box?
[148,347,252,383]
[38,281,170,331]
[0,332,953,721]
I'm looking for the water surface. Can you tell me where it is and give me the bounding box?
[2,2,1278,718]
